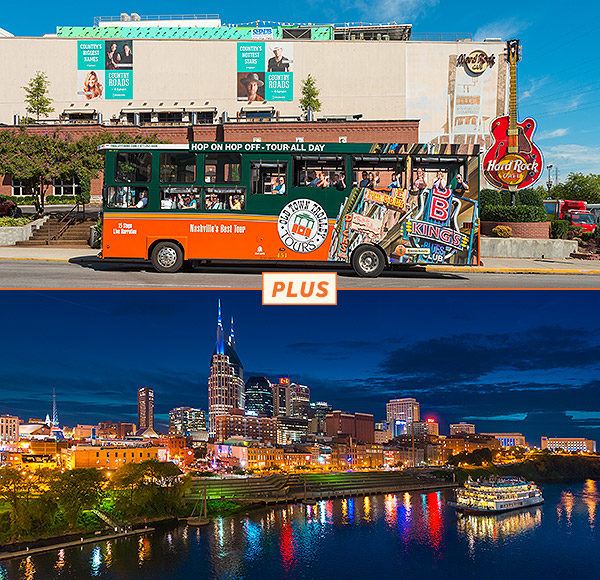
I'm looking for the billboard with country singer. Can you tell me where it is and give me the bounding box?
[237,42,293,102]
[77,40,134,100]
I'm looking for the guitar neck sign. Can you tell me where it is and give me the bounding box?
[482,39,543,190]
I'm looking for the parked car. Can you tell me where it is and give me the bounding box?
[0,196,23,218]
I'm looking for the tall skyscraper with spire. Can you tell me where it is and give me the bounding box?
[208,300,244,436]
[52,388,59,428]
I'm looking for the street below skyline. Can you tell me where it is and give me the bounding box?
[4,259,600,289]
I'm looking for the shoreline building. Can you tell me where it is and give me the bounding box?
[541,437,596,453]
[387,398,420,438]
[0,415,19,450]
[450,422,475,435]
[325,410,374,444]
[208,301,244,436]
[481,433,527,448]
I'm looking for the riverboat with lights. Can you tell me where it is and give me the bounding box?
[450,476,544,514]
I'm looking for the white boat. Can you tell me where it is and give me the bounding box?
[450,476,544,514]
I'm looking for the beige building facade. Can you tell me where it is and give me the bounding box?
[0,35,506,149]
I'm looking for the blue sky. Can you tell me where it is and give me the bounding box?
[1,290,599,446]
[3,0,599,179]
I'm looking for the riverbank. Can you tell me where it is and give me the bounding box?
[0,515,177,555]
[456,454,600,484]
[0,527,155,562]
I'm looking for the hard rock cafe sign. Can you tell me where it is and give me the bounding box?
[457,50,495,74]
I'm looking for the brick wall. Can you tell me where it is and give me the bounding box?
[481,220,550,239]
[0,121,419,202]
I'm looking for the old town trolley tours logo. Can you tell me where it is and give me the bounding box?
[277,199,329,253]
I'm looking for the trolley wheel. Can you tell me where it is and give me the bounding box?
[150,242,184,273]
[351,245,386,278]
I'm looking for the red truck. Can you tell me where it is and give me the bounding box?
[543,199,596,233]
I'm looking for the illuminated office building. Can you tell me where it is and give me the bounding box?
[137,387,154,430]
[208,301,244,436]
[245,377,274,418]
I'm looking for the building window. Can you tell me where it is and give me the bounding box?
[245,110,273,121]
[11,178,34,196]
[115,152,152,183]
[193,111,215,124]
[157,112,183,124]
[53,177,81,197]
[159,152,196,183]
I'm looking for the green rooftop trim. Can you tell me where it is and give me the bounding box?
[56,25,333,40]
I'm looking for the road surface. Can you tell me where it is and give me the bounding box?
[1,259,600,289]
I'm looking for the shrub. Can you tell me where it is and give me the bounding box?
[550,220,569,239]
[581,231,595,242]
[15,195,78,205]
[481,204,549,223]
[492,225,512,238]
[0,216,32,227]
[567,225,585,240]
[480,188,506,208]
[518,187,545,208]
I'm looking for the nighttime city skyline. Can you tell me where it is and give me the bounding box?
[1,290,598,445]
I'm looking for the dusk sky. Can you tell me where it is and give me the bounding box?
[1,290,598,446]
[2,1,599,176]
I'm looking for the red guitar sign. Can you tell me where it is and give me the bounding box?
[483,39,543,190]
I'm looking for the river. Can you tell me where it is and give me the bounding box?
[2,480,598,579]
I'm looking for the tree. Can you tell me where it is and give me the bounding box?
[0,130,163,215]
[23,71,54,122]
[48,469,106,527]
[299,74,322,116]
[552,173,600,204]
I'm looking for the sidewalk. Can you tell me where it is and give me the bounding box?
[1,246,600,275]
[0,247,100,262]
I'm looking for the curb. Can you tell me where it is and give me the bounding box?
[0,256,100,263]
[1,256,600,276]
[425,266,600,275]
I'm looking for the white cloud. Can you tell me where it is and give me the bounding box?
[464,413,527,421]
[324,0,439,22]
[521,76,550,99]
[537,128,569,139]
[473,18,528,41]
[542,144,600,177]
[544,144,600,164]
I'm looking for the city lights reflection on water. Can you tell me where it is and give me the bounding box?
[90,546,101,576]
[2,482,599,579]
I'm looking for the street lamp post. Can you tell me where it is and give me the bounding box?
[546,164,554,192]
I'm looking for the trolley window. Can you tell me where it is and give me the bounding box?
[159,152,196,183]
[204,187,246,211]
[351,155,406,190]
[160,186,201,210]
[106,186,149,208]
[250,161,287,195]
[205,154,241,184]
[115,152,152,183]
[293,155,345,188]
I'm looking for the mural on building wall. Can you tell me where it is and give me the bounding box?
[77,40,134,100]
[237,42,293,102]
[327,144,480,266]
[406,46,506,150]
